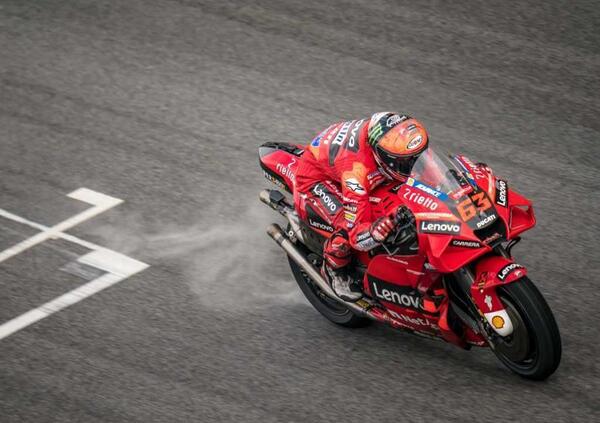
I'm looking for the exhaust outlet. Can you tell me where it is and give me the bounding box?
[259,190,274,208]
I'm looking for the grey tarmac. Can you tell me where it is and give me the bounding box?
[1,1,599,422]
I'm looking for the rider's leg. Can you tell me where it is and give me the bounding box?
[322,230,362,301]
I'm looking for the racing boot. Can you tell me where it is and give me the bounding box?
[322,230,362,302]
[321,264,362,302]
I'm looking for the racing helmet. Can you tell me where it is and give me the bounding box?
[367,112,429,181]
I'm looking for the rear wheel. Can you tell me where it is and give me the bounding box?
[492,277,561,380]
[287,254,370,328]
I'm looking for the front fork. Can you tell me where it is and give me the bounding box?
[454,246,526,337]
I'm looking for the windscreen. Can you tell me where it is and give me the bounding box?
[409,149,500,232]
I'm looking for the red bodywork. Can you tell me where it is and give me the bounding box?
[260,146,536,347]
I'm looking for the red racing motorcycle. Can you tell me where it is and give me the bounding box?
[258,142,561,380]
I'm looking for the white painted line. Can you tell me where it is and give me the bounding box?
[78,249,148,277]
[0,189,123,264]
[0,187,149,341]
[67,188,123,208]
[0,208,105,251]
[0,270,147,341]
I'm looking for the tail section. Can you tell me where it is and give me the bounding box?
[259,142,304,193]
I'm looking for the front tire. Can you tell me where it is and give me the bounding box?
[492,277,561,380]
[287,254,370,328]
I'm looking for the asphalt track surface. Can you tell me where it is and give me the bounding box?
[1,1,599,422]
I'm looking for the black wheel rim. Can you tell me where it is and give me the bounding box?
[299,268,349,316]
[495,294,537,366]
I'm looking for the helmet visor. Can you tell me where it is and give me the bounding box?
[375,145,424,177]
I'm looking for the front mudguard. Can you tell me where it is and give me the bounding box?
[471,256,528,337]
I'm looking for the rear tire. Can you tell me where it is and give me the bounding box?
[287,255,370,328]
[492,277,561,380]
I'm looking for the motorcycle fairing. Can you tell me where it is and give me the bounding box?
[259,142,304,193]
[471,255,528,336]
[456,155,536,239]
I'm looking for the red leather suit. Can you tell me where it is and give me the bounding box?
[294,116,390,253]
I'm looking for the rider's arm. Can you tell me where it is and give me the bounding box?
[340,165,386,251]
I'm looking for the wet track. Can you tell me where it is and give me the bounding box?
[1,1,599,421]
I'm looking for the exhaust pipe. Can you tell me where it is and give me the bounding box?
[266,223,372,318]
[260,189,304,243]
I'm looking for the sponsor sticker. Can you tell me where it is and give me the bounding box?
[367,170,381,181]
[484,295,493,311]
[419,220,461,235]
[450,239,482,249]
[355,231,377,250]
[386,114,408,128]
[403,190,439,211]
[368,123,384,144]
[356,236,377,250]
[407,135,423,150]
[495,179,508,207]
[331,121,352,146]
[356,231,371,242]
[346,119,364,152]
[306,205,334,233]
[407,178,448,200]
[345,178,366,195]
[482,232,502,245]
[308,218,334,233]
[388,309,438,330]
[344,212,356,223]
[368,277,424,311]
[491,315,505,329]
[312,183,342,214]
[460,156,487,180]
[276,161,296,182]
[497,263,525,281]
[476,213,497,229]
[263,170,285,189]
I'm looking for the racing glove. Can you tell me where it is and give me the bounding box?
[370,216,395,243]
[395,205,415,230]
[394,205,417,245]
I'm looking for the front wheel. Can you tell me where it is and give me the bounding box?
[287,255,370,328]
[492,277,561,380]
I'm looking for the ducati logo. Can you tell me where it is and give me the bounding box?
[476,213,497,228]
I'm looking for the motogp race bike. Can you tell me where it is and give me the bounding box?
[258,142,561,380]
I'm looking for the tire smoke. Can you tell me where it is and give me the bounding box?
[86,200,305,312]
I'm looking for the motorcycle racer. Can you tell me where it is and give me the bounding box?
[294,112,430,301]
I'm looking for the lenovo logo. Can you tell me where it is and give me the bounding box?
[371,280,423,310]
[308,218,333,233]
[419,220,461,235]
[496,179,508,207]
[497,263,524,281]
